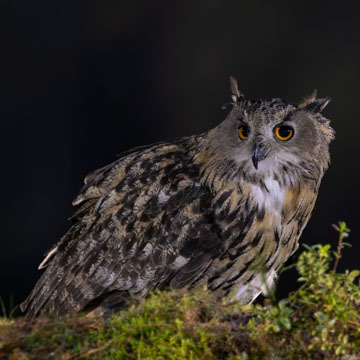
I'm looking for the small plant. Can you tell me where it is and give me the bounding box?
[332,221,351,271]
[0,222,359,359]
[247,222,359,358]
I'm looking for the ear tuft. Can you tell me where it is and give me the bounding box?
[298,89,318,108]
[304,97,331,113]
[298,89,331,113]
[229,76,245,103]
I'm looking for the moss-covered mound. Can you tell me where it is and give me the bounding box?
[1,223,359,359]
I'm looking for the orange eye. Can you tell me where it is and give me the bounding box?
[238,126,250,140]
[275,125,294,141]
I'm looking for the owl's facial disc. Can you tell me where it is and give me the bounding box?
[216,94,334,183]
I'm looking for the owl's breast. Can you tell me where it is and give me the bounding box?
[208,177,317,303]
[249,178,285,225]
[247,180,317,274]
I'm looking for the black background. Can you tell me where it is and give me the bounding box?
[1,1,359,312]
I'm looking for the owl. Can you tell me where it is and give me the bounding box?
[20,77,334,318]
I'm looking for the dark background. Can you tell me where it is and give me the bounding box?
[1,1,359,313]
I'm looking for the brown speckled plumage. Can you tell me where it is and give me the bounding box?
[21,78,334,317]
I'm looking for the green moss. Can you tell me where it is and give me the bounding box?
[0,222,359,359]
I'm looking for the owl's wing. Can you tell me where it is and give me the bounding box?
[21,137,224,317]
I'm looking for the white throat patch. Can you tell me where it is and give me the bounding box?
[250,178,285,218]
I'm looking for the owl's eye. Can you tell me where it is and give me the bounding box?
[238,125,250,140]
[274,125,294,141]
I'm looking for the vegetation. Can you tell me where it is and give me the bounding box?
[0,222,359,359]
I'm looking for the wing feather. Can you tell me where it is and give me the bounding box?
[21,136,226,317]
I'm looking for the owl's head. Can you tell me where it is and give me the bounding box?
[206,77,335,187]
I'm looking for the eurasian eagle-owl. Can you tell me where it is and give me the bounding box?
[21,77,334,317]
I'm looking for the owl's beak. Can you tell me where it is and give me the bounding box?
[252,144,267,170]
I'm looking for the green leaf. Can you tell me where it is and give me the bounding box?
[348,270,360,282]
[272,323,281,333]
[280,317,292,330]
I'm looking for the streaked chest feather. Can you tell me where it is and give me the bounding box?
[214,179,316,303]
